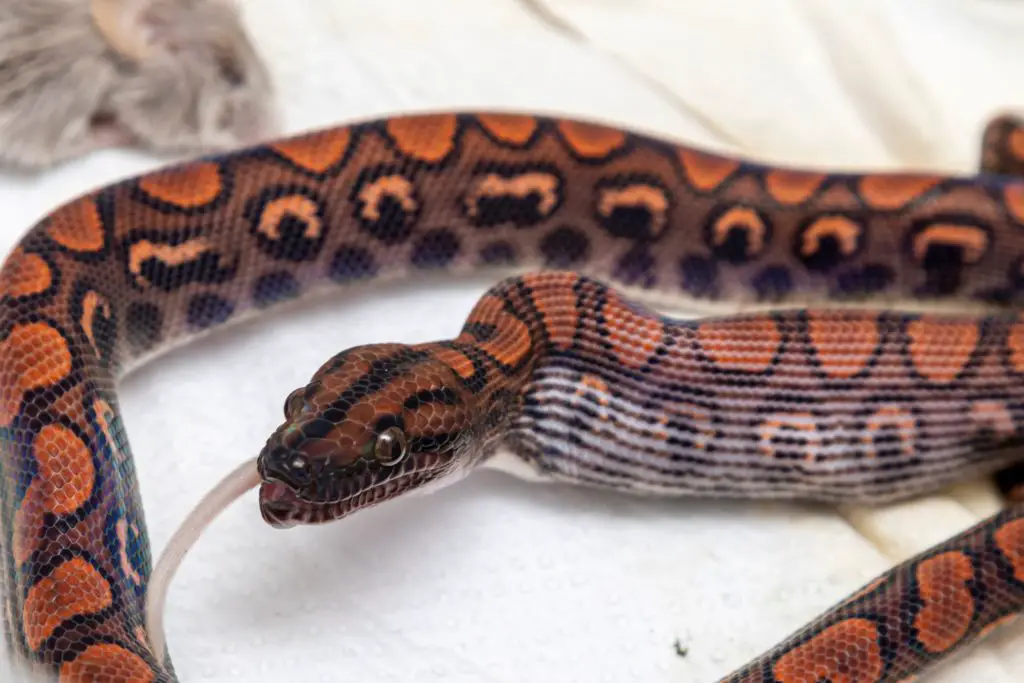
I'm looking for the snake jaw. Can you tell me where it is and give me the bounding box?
[259,479,303,528]
[257,449,458,528]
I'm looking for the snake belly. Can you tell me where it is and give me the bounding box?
[1,112,1024,682]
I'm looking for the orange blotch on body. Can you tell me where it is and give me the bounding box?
[993,518,1024,583]
[906,319,979,383]
[476,114,538,146]
[137,162,222,208]
[270,128,352,173]
[0,322,73,426]
[59,642,155,683]
[764,169,825,204]
[0,248,51,297]
[913,552,975,653]
[556,120,627,159]
[677,148,739,192]
[1007,183,1024,224]
[697,317,781,373]
[23,557,112,651]
[46,197,105,253]
[385,114,458,163]
[603,293,664,369]
[859,174,942,210]
[33,423,95,516]
[808,313,878,378]
[772,618,883,683]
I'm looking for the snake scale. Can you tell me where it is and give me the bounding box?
[2,111,1024,682]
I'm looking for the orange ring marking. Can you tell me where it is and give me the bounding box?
[385,114,458,163]
[59,642,155,683]
[258,195,323,240]
[906,319,978,383]
[911,224,988,264]
[862,405,915,458]
[0,248,51,297]
[764,169,825,205]
[23,557,112,651]
[697,317,781,373]
[808,313,878,378]
[800,216,862,259]
[597,185,669,237]
[34,423,95,517]
[137,162,223,208]
[465,172,560,219]
[556,120,627,159]
[859,174,942,210]
[476,114,538,145]
[772,618,883,683]
[913,551,975,653]
[759,413,819,459]
[46,197,105,253]
[711,207,768,256]
[270,128,352,173]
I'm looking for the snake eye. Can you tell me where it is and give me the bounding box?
[374,426,408,466]
[283,388,305,418]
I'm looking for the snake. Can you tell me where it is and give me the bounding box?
[2,110,1024,683]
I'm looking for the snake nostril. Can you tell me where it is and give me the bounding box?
[261,445,313,489]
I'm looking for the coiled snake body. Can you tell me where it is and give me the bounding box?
[2,112,1024,682]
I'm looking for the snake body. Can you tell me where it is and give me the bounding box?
[2,111,1024,682]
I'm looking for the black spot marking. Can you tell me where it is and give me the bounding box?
[244,186,329,262]
[462,163,563,229]
[540,226,589,267]
[253,271,301,308]
[125,302,163,355]
[350,166,421,245]
[593,174,671,241]
[905,217,991,297]
[120,231,239,293]
[679,255,718,297]
[187,294,235,329]
[613,246,656,288]
[834,264,895,298]
[703,205,772,264]
[411,229,461,269]
[793,214,865,272]
[751,266,792,301]
[479,241,517,265]
[329,245,378,283]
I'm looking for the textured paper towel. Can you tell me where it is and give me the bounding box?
[2,1,1024,681]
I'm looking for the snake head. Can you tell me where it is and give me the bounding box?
[256,343,479,529]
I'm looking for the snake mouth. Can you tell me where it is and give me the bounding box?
[258,453,452,529]
[259,480,304,528]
